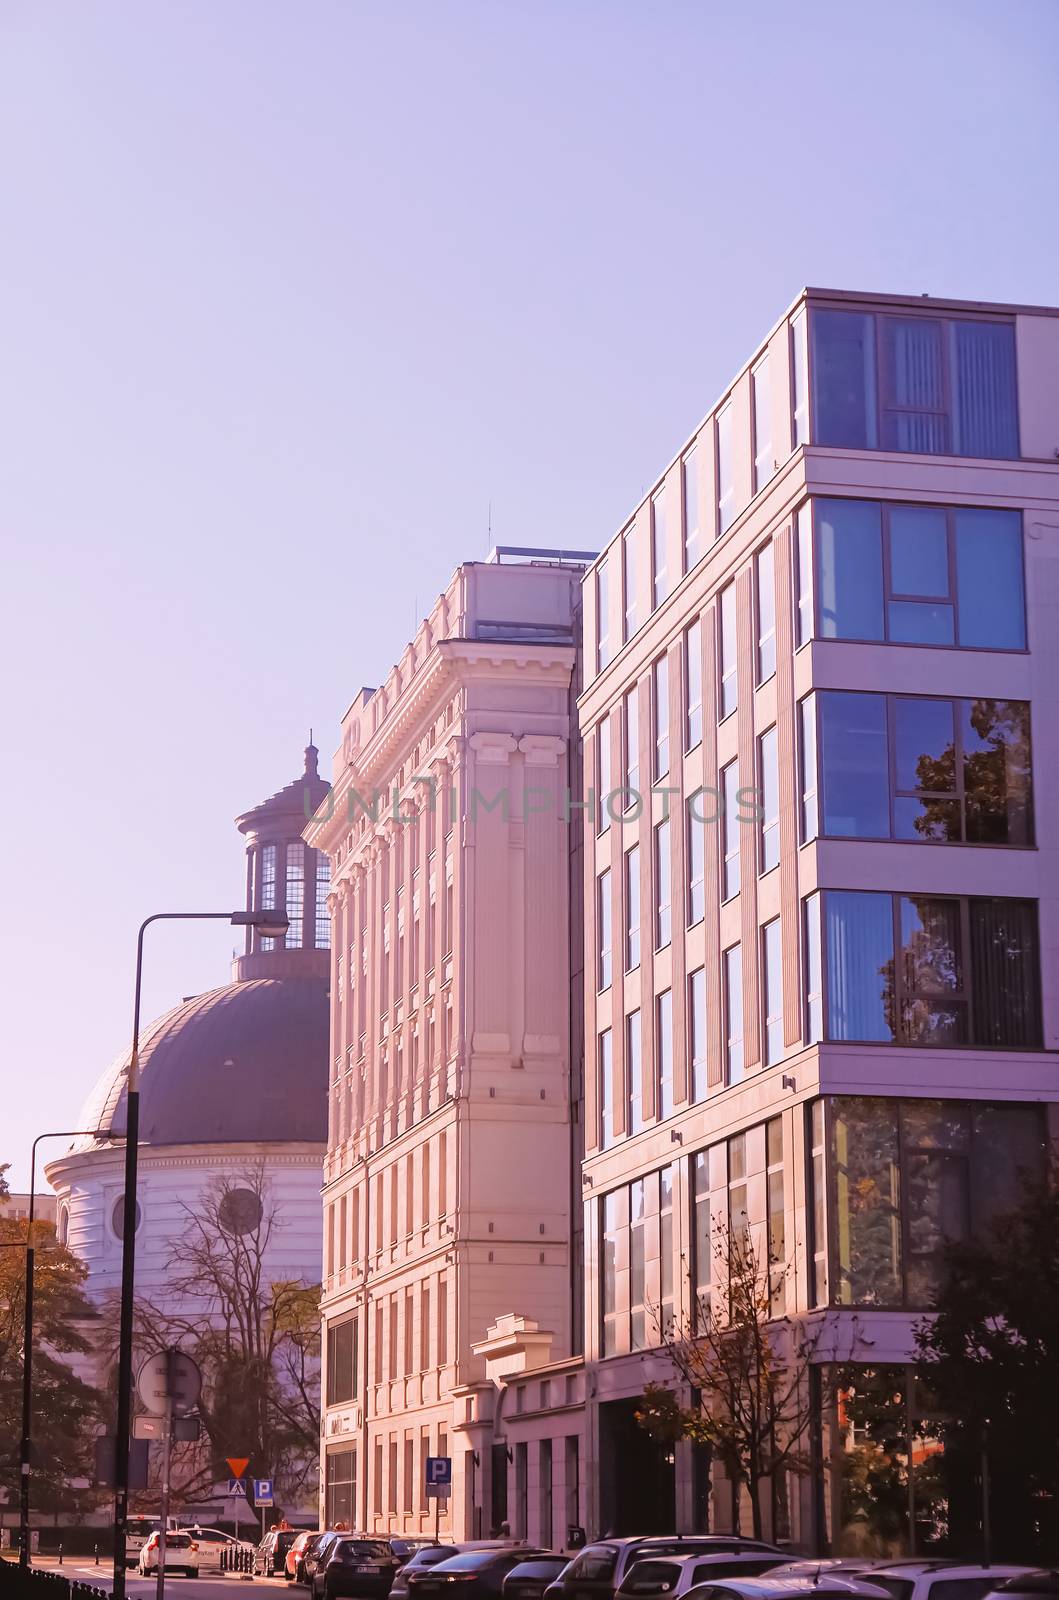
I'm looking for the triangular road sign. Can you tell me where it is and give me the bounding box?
[226,1457,250,1479]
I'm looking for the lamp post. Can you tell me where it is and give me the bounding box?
[111,906,289,1600]
[11,1128,127,1569]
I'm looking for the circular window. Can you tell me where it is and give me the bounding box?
[57,1205,70,1246]
[111,1196,142,1239]
[219,1188,263,1236]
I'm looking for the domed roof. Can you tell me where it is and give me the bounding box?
[68,974,329,1152]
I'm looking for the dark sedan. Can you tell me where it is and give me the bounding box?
[505,1559,573,1600]
[409,1549,551,1600]
[392,1548,462,1600]
[314,1538,401,1600]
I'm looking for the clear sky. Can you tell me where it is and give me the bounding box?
[2,0,1056,1187]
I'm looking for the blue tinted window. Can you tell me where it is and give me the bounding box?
[824,892,895,1042]
[893,698,955,792]
[818,692,889,838]
[952,321,1019,459]
[954,509,1025,648]
[880,318,948,453]
[812,311,877,448]
[889,506,949,596]
[817,499,883,640]
[887,599,955,645]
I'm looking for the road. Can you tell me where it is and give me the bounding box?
[8,1560,287,1600]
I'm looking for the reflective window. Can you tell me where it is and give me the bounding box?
[653,655,670,779]
[795,502,813,647]
[722,761,740,901]
[654,820,671,949]
[724,945,743,1084]
[623,526,638,643]
[315,856,331,949]
[599,1030,613,1150]
[657,990,673,1120]
[791,308,809,446]
[597,715,611,835]
[813,498,1024,650]
[811,309,1018,459]
[804,691,1032,845]
[685,619,703,750]
[719,583,738,717]
[759,728,779,873]
[752,355,773,493]
[597,870,612,992]
[601,1167,677,1356]
[763,919,783,1065]
[811,891,1041,1048]
[756,544,776,682]
[285,841,305,947]
[596,555,612,673]
[683,447,701,571]
[626,1009,643,1136]
[717,400,735,533]
[688,967,707,1102]
[686,798,705,926]
[625,845,641,972]
[623,687,640,808]
[651,492,668,611]
[824,1096,1045,1306]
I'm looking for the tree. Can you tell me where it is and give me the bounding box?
[636,1221,856,1540]
[914,1166,1059,1562]
[0,1210,105,1517]
[101,1165,321,1519]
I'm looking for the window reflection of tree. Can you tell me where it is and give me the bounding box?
[909,699,1032,845]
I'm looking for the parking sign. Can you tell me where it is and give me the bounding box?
[425,1456,452,1499]
[253,1477,274,1506]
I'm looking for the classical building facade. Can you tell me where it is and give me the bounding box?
[307,552,591,1539]
[577,288,1059,1550]
[46,749,331,1518]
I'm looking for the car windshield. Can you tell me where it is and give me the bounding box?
[870,1582,915,1600]
[338,1542,393,1559]
[439,1554,514,1572]
[571,1550,620,1581]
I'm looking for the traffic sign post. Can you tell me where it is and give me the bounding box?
[226,1460,249,1543]
[425,1457,451,1541]
[253,1478,274,1542]
[133,1349,202,1600]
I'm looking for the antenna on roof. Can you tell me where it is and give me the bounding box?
[487,499,492,552]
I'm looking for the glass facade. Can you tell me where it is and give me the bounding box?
[819,1096,1046,1307]
[802,691,1033,845]
[812,309,1019,458]
[807,890,1042,1048]
[809,498,1025,650]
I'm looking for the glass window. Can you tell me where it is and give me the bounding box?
[654,819,671,949]
[968,897,1041,1047]
[951,320,1019,458]
[795,501,813,646]
[686,799,705,926]
[596,556,611,673]
[327,1318,358,1406]
[752,356,773,493]
[597,870,612,992]
[657,989,673,1120]
[756,544,776,682]
[717,401,735,533]
[692,1151,711,1319]
[831,1097,902,1305]
[597,715,611,834]
[623,687,640,808]
[823,890,896,1042]
[719,583,737,718]
[812,310,878,449]
[800,695,818,842]
[653,655,670,779]
[961,698,1032,844]
[689,967,707,1102]
[809,1099,827,1305]
[818,691,889,838]
[953,508,1025,649]
[763,919,783,1066]
[759,727,779,873]
[724,945,743,1084]
[626,1010,643,1135]
[601,1189,624,1357]
[685,619,703,750]
[630,1178,648,1350]
[625,845,641,971]
[805,893,823,1044]
[623,526,639,643]
[791,308,809,447]
[651,492,668,611]
[285,842,305,947]
[766,1117,786,1312]
[315,856,331,949]
[880,316,949,453]
[599,1030,613,1149]
[722,761,740,901]
[683,447,701,570]
[817,498,884,640]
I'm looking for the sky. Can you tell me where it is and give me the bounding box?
[2,0,1057,1188]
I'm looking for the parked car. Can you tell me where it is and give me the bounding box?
[138,1531,200,1578]
[304,1534,350,1588]
[391,1547,461,1600]
[866,1564,1038,1600]
[408,1549,551,1600]
[312,1537,401,1600]
[547,1539,783,1600]
[257,1529,302,1576]
[504,1558,574,1600]
[615,1552,790,1600]
[683,1579,895,1600]
[986,1578,1059,1600]
[126,1518,160,1569]
[180,1526,255,1569]
[393,1540,446,1565]
[288,1531,324,1582]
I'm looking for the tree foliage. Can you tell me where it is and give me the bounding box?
[914,1165,1059,1561]
[0,1211,105,1516]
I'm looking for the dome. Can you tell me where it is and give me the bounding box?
[69,973,329,1151]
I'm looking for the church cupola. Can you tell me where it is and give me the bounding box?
[233,742,332,982]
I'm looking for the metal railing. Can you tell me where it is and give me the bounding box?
[220,1546,256,1575]
[0,1560,109,1600]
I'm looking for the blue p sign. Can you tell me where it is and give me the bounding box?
[425,1456,451,1497]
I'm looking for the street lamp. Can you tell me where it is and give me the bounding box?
[13,1128,127,1569]
[111,906,289,1600]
